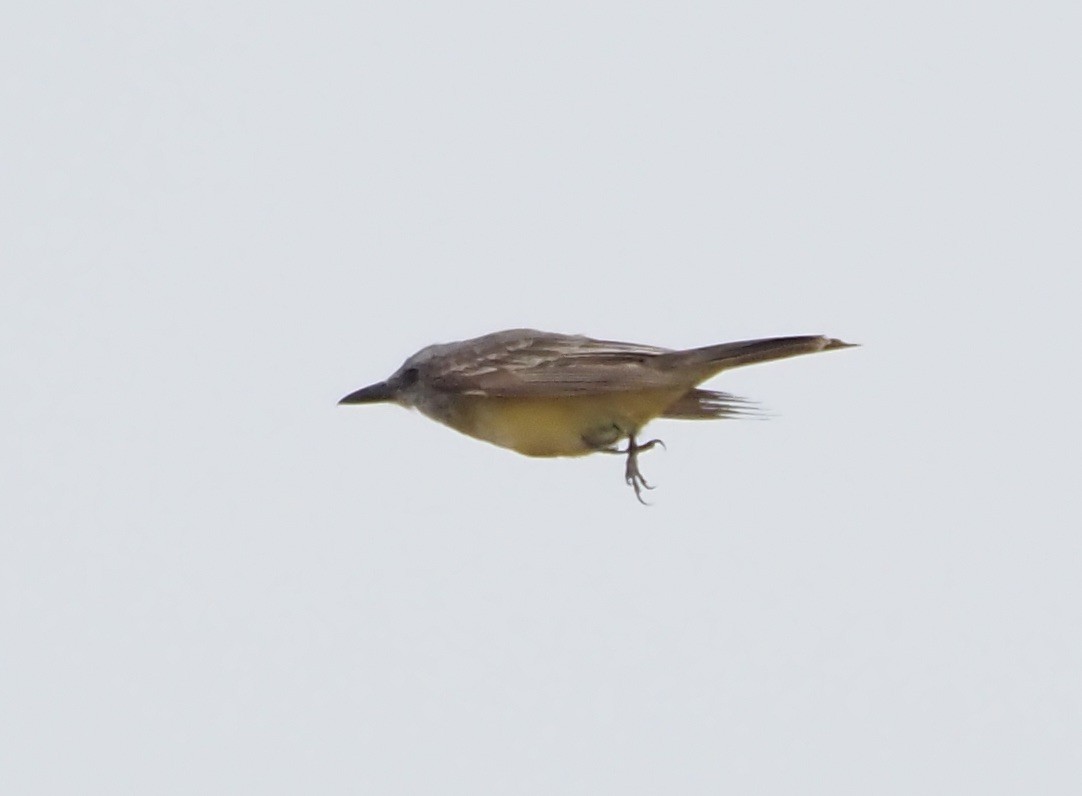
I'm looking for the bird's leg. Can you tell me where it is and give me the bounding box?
[621,434,665,504]
[584,425,665,504]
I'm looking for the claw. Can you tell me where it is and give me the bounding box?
[623,435,665,505]
[582,427,666,504]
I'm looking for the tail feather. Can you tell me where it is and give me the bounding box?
[661,389,760,420]
[658,335,857,374]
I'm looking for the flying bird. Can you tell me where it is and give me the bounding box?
[339,329,856,502]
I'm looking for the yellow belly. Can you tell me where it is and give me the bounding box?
[451,389,686,457]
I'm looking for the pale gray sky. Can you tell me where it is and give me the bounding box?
[3,1,1080,793]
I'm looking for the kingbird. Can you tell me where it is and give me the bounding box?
[339,329,856,502]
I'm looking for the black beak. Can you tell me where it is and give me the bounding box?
[338,380,397,405]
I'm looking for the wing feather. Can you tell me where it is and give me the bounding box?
[423,329,681,397]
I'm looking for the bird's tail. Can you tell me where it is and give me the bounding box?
[658,335,857,374]
[660,389,760,420]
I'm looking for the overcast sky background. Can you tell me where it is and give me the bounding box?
[3,1,1080,793]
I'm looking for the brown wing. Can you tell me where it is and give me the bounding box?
[418,329,855,398]
[422,329,684,397]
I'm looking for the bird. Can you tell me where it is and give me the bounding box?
[339,328,856,502]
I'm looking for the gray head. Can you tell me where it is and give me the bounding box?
[337,342,454,410]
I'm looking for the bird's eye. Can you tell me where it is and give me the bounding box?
[399,367,419,386]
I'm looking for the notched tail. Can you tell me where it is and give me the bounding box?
[660,389,761,420]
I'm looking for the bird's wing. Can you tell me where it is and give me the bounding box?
[424,329,683,397]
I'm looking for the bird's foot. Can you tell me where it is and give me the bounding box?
[608,436,665,505]
[584,427,666,504]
